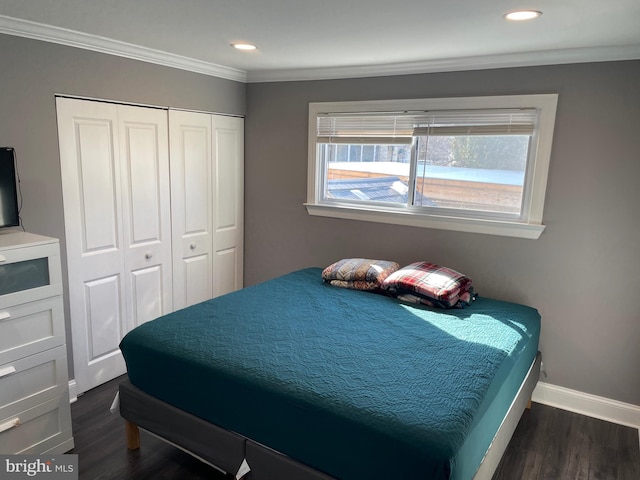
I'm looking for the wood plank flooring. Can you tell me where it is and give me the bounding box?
[493,401,640,480]
[70,376,640,479]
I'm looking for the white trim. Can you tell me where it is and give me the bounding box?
[305,203,545,239]
[246,45,640,83]
[532,381,640,429]
[0,15,246,83]
[68,379,78,403]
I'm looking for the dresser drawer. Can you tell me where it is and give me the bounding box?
[0,240,62,308]
[0,297,65,365]
[0,346,69,415]
[0,394,73,454]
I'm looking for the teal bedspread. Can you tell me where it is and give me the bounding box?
[120,268,540,479]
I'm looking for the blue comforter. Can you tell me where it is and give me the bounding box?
[120,268,540,479]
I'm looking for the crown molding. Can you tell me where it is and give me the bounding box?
[247,44,640,83]
[0,14,247,83]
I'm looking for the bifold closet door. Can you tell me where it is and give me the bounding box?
[57,97,172,394]
[169,110,214,309]
[169,110,244,310]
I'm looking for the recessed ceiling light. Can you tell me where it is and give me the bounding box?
[504,10,542,21]
[232,43,257,51]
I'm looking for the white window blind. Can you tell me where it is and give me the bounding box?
[317,108,537,143]
[316,114,414,144]
[412,109,537,136]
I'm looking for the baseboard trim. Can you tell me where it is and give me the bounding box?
[532,381,640,429]
[69,379,78,403]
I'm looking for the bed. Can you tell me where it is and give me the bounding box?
[117,266,541,480]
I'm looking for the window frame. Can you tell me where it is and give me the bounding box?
[305,94,558,239]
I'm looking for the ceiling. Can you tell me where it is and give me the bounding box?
[1,0,639,83]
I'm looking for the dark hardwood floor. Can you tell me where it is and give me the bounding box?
[70,376,640,479]
[492,402,640,480]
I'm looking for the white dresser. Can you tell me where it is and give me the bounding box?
[0,231,74,454]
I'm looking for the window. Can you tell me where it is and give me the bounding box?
[306,95,558,239]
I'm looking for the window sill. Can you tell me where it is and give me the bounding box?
[304,203,545,239]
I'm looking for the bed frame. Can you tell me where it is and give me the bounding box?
[118,353,541,480]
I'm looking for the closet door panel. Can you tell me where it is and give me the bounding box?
[170,110,213,309]
[57,97,126,394]
[214,247,240,297]
[212,115,244,296]
[183,129,210,233]
[214,129,239,230]
[118,105,173,329]
[125,126,161,242]
[130,266,164,328]
[84,275,124,362]
[76,121,120,252]
[183,254,210,307]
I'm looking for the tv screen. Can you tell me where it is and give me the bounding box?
[0,147,19,228]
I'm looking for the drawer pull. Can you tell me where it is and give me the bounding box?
[0,366,16,378]
[0,417,20,433]
[0,311,10,321]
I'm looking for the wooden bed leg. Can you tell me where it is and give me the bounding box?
[526,399,532,410]
[125,420,140,450]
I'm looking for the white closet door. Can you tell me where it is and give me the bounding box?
[117,105,173,329]
[169,110,214,309]
[211,115,244,296]
[57,98,172,394]
[57,98,126,394]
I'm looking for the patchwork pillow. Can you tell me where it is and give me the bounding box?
[381,261,475,308]
[322,258,400,291]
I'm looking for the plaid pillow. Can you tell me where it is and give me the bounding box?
[381,262,473,308]
[322,258,400,291]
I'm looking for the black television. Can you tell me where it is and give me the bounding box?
[0,147,20,228]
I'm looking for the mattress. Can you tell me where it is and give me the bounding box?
[120,268,540,480]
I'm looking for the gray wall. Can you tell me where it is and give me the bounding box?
[245,61,640,406]
[0,34,245,376]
